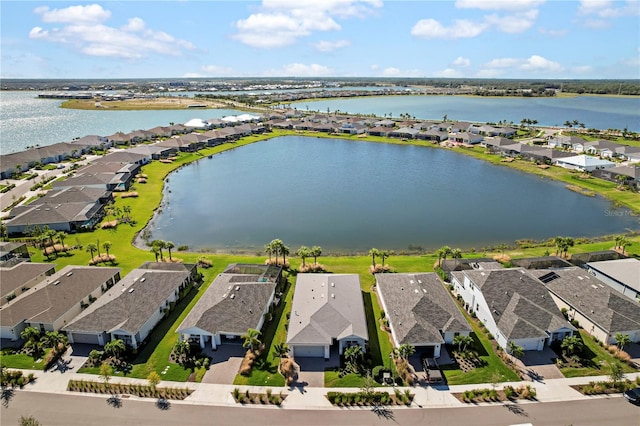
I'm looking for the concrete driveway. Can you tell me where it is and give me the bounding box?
[515,347,564,381]
[201,344,245,384]
[294,354,340,388]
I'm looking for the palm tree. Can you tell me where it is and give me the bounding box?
[102,241,112,258]
[104,339,126,359]
[122,205,132,222]
[165,241,175,260]
[615,333,631,350]
[311,246,322,265]
[56,231,67,250]
[560,335,583,357]
[553,236,565,256]
[264,243,273,263]
[20,326,41,345]
[151,246,160,262]
[281,244,290,266]
[42,331,67,351]
[563,237,574,258]
[451,248,463,261]
[172,340,190,362]
[86,243,98,261]
[618,236,631,255]
[398,343,415,360]
[380,250,392,267]
[269,239,284,265]
[439,246,452,264]
[507,341,524,359]
[369,248,380,268]
[152,240,166,261]
[242,328,262,353]
[453,334,473,352]
[344,345,363,371]
[273,343,290,373]
[99,362,113,387]
[296,246,310,267]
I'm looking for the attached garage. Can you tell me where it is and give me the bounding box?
[68,332,101,345]
[292,345,325,358]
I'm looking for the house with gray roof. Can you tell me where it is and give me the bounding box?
[5,200,104,236]
[585,258,640,301]
[531,267,640,344]
[451,268,575,351]
[0,242,31,266]
[0,266,121,341]
[63,267,190,348]
[0,262,56,304]
[176,271,276,349]
[39,186,113,206]
[287,274,368,359]
[592,165,640,190]
[376,273,471,358]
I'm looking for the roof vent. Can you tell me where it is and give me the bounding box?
[66,272,73,277]
[414,289,419,294]
[331,282,335,287]
[422,288,427,293]
[53,281,61,286]
[140,277,146,283]
[235,286,240,291]
[331,294,335,298]
[410,280,414,284]
[128,288,134,293]
[222,293,227,298]
[230,294,235,299]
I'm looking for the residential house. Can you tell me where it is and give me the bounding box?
[555,155,615,172]
[450,132,484,145]
[614,145,640,162]
[70,135,111,150]
[92,151,150,166]
[569,250,626,267]
[5,200,105,236]
[547,135,586,150]
[38,186,113,206]
[373,119,396,128]
[439,258,503,281]
[585,258,640,301]
[63,266,191,348]
[531,267,640,344]
[592,165,640,189]
[389,127,420,139]
[0,266,121,341]
[376,273,471,358]
[0,242,31,266]
[451,268,575,351]
[511,256,573,270]
[416,129,448,142]
[287,274,368,358]
[584,140,623,158]
[0,262,56,303]
[176,271,277,349]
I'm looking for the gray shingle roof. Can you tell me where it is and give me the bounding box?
[457,268,574,341]
[63,268,188,335]
[287,274,368,346]
[0,263,56,302]
[587,259,640,292]
[0,266,121,327]
[530,267,640,334]
[376,273,471,346]
[177,273,275,335]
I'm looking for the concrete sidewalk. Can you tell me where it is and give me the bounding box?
[15,365,640,410]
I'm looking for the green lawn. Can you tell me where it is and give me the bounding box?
[324,371,367,387]
[441,308,519,385]
[559,330,637,378]
[0,349,49,370]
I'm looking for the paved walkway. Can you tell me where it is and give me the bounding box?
[9,361,640,411]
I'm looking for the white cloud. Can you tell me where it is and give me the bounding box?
[455,0,546,11]
[29,7,195,59]
[232,0,381,48]
[264,63,334,76]
[411,18,487,39]
[313,39,351,52]
[451,56,471,67]
[484,9,538,33]
[578,0,639,18]
[482,55,564,74]
[34,4,111,24]
[412,2,540,39]
[538,27,568,36]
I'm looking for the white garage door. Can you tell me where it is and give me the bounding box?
[71,333,100,345]
[293,345,324,358]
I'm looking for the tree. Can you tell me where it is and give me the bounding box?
[273,343,289,373]
[344,345,363,373]
[269,239,284,265]
[453,335,474,352]
[398,343,415,360]
[311,246,322,265]
[615,333,631,351]
[554,236,565,256]
[99,362,113,387]
[439,246,452,265]
[104,339,126,359]
[369,248,380,267]
[151,246,160,262]
[56,231,67,250]
[563,237,574,258]
[451,248,463,260]
[296,246,311,267]
[165,241,175,260]
[152,240,166,261]
[122,205,132,222]
[281,244,290,266]
[102,241,112,258]
[147,371,161,390]
[380,250,393,267]
[507,341,524,359]
[242,328,262,353]
[86,243,98,261]
[20,326,41,345]
[560,335,584,357]
[618,236,631,255]
[609,361,625,385]
[264,243,273,263]
[42,331,67,352]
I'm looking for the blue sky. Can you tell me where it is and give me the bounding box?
[2,0,639,79]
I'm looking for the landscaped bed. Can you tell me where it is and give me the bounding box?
[327,389,414,406]
[67,379,192,400]
[231,388,286,405]
[454,384,537,403]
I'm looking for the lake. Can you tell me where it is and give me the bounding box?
[291,95,640,132]
[147,136,639,253]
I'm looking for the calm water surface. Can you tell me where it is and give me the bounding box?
[149,136,639,253]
